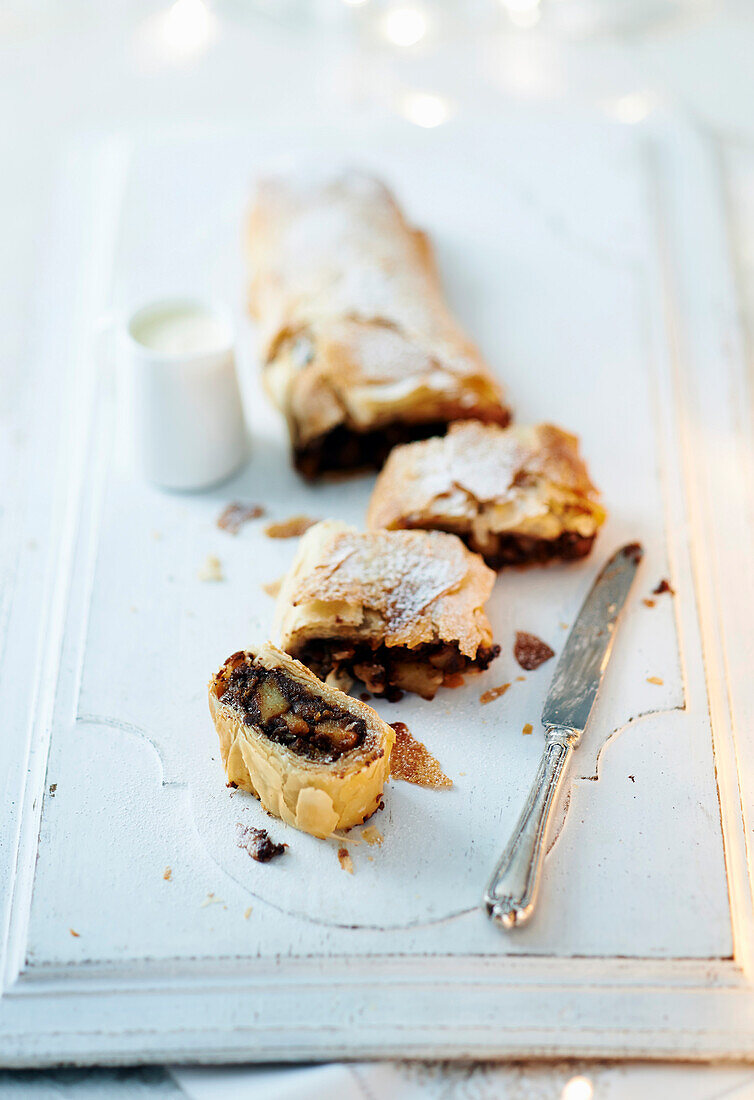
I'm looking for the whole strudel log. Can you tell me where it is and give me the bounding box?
[209,643,395,838]
[367,421,606,568]
[247,172,510,478]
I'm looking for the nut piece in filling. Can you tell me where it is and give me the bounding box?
[367,420,606,568]
[275,520,499,700]
[246,173,510,479]
[209,642,395,838]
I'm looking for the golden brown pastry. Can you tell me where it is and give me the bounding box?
[367,421,605,568]
[247,172,510,478]
[209,643,394,838]
[275,521,499,700]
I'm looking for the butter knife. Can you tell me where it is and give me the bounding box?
[484,542,644,929]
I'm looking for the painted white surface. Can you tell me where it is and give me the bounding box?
[1,111,753,1066]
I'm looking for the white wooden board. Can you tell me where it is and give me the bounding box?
[2,111,754,1064]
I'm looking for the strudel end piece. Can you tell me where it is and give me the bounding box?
[367,421,606,568]
[209,643,395,838]
[275,521,499,700]
[247,173,510,478]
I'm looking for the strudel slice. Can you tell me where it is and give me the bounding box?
[209,643,394,838]
[247,172,510,478]
[367,421,605,568]
[275,521,499,700]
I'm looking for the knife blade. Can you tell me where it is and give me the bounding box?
[541,541,644,737]
[484,542,643,929]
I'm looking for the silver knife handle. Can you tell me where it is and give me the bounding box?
[484,727,577,929]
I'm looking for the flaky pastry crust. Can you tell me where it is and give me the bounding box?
[247,173,510,476]
[209,643,394,838]
[367,421,606,568]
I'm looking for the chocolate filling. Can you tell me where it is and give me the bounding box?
[294,411,510,481]
[297,639,500,701]
[217,657,367,764]
[398,528,596,570]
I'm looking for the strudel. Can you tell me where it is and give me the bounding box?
[275,520,499,700]
[367,421,605,568]
[247,173,510,478]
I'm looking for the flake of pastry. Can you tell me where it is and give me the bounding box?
[198,554,224,582]
[480,682,511,705]
[218,502,265,534]
[163,867,172,881]
[514,631,554,671]
[264,516,319,539]
[647,676,664,686]
[522,723,534,736]
[653,578,675,596]
[235,822,286,862]
[367,420,605,568]
[209,643,395,838]
[389,722,452,787]
[361,826,384,846]
[338,847,354,874]
[247,173,510,479]
[244,906,253,919]
[276,521,499,700]
[262,578,282,598]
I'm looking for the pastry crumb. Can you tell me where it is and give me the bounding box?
[262,578,282,598]
[236,823,286,863]
[389,722,452,787]
[522,723,534,736]
[200,892,224,908]
[560,622,569,629]
[480,682,511,705]
[361,826,384,847]
[69,928,80,937]
[514,632,555,671]
[338,847,354,874]
[629,775,635,783]
[218,502,265,534]
[653,578,675,596]
[647,676,664,686]
[244,906,253,919]
[198,554,224,582]
[49,783,57,796]
[163,867,172,881]
[643,598,656,608]
[264,516,319,539]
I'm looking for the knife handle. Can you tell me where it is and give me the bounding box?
[484,727,576,929]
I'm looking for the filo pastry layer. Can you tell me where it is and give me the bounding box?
[275,520,499,700]
[209,643,395,838]
[247,172,510,477]
[367,421,606,568]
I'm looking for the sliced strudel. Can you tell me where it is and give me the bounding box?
[275,521,499,700]
[209,643,395,838]
[247,172,510,478]
[367,421,605,568]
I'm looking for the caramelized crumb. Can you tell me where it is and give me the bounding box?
[647,676,664,686]
[653,578,675,596]
[522,723,533,736]
[643,598,656,608]
[236,822,286,862]
[217,502,264,534]
[69,928,80,937]
[359,692,372,702]
[198,554,224,582]
[389,722,452,788]
[338,847,354,874]
[361,826,384,847]
[264,516,319,539]
[49,783,57,796]
[514,632,555,671]
[262,578,282,598]
[480,682,511,705]
[163,867,172,881]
